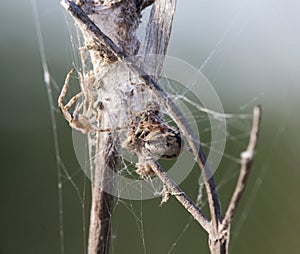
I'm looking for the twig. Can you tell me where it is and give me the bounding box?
[88,133,117,254]
[221,105,262,233]
[144,152,211,232]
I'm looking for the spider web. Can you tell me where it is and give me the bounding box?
[32,1,264,254]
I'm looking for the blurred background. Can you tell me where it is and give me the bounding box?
[1,0,299,253]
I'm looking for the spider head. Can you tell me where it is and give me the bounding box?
[146,102,160,115]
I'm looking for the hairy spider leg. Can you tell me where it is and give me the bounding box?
[58,69,76,123]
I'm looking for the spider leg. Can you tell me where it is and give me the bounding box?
[65,92,83,111]
[58,69,128,134]
[94,125,128,133]
[58,69,75,122]
[73,98,83,119]
[78,71,95,116]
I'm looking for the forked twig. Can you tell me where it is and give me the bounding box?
[221,105,262,232]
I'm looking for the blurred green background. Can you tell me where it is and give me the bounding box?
[1,0,300,253]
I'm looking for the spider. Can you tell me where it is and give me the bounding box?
[58,69,183,175]
[125,102,182,159]
[125,102,183,176]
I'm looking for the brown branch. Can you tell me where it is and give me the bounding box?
[139,0,176,79]
[88,133,117,254]
[89,186,114,254]
[142,152,211,232]
[220,105,262,242]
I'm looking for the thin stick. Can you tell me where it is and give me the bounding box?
[145,155,211,232]
[221,105,262,232]
[88,133,117,254]
[89,186,114,254]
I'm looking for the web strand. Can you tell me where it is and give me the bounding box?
[31,1,65,253]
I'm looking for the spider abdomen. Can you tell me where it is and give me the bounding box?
[145,129,182,159]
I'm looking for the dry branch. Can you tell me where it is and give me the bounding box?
[220,105,262,239]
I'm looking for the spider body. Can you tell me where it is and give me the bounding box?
[145,128,182,159]
[130,103,182,159]
[58,70,182,176]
